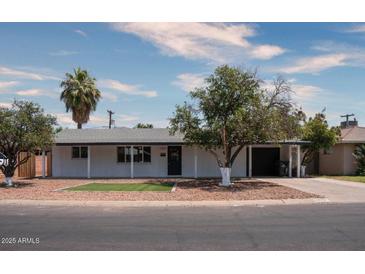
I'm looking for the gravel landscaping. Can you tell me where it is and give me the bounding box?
[0,178,320,201]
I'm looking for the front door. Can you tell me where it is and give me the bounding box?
[168,146,182,176]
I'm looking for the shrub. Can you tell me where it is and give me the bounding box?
[353,144,365,175]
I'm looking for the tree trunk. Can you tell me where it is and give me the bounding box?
[77,123,82,129]
[219,167,231,186]
[4,177,13,187]
[3,164,15,187]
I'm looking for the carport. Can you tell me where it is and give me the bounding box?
[246,141,309,178]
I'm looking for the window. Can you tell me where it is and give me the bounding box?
[80,147,88,158]
[72,147,80,158]
[117,146,151,163]
[126,146,131,162]
[143,146,151,162]
[117,147,125,163]
[134,146,143,162]
[72,146,88,158]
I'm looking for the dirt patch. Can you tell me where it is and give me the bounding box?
[0,178,321,201]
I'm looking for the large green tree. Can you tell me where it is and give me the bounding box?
[301,112,340,166]
[0,100,57,186]
[60,67,101,129]
[169,65,302,186]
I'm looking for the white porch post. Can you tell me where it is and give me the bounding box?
[288,145,292,178]
[248,145,252,178]
[131,145,134,179]
[194,146,198,179]
[41,150,46,178]
[87,146,91,179]
[296,145,301,178]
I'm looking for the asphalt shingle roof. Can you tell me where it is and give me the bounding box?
[55,128,310,146]
[340,126,365,143]
[55,128,184,145]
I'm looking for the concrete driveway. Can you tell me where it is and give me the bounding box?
[265,177,365,203]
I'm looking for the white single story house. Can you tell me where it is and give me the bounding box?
[47,128,306,179]
[319,124,365,175]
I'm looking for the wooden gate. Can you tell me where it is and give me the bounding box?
[17,152,36,178]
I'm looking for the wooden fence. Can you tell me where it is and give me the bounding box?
[16,151,52,178]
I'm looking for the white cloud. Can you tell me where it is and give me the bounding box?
[344,24,365,33]
[291,83,322,100]
[54,113,109,127]
[99,79,157,98]
[277,41,365,74]
[0,88,56,98]
[55,113,74,126]
[102,91,118,102]
[15,88,56,97]
[0,81,19,89]
[117,114,139,122]
[49,50,78,56]
[74,29,87,37]
[249,45,286,60]
[0,102,12,108]
[277,53,348,74]
[262,79,323,102]
[110,23,285,63]
[0,65,59,80]
[172,73,206,92]
[54,112,139,128]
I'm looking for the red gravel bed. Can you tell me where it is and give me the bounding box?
[0,178,320,201]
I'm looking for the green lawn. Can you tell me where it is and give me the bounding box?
[67,182,175,192]
[324,176,365,184]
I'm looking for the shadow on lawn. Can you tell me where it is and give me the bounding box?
[145,179,280,193]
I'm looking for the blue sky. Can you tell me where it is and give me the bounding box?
[1,22,365,128]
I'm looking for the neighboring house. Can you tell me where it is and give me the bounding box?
[319,124,365,175]
[51,128,306,178]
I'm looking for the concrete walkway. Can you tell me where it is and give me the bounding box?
[265,177,365,203]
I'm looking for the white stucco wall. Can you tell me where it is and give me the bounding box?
[52,146,88,177]
[52,144,298,178]
[52,145,248,178]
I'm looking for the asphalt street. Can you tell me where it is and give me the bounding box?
[1,203,365,250]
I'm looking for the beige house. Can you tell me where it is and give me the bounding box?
[319,125,365,175]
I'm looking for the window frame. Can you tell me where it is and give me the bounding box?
[117,146,152,163]
[72,146,88,159]
[72,147,80,159]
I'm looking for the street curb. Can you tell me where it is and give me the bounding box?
[0,197,330,207]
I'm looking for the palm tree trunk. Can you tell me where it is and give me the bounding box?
[77,123,82,129]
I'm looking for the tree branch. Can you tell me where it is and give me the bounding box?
[230,144,245,166]
[14,153,31,169]
[208,149,223,167]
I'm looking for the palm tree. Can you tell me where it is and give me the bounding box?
[60,68,101,129]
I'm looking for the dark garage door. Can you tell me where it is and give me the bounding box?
[249,147,280,176]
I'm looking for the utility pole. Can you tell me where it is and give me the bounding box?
[107,110,115,129]
[340,113,354,127]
